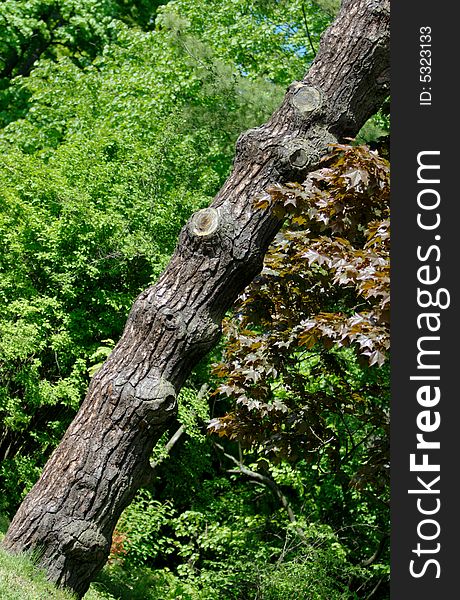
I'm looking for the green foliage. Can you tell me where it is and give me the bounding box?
[116,491,176,567]
[107,476,368,599]
[313,0,340,17]
[0,127,212,512]
[104,372,388,598]
[177,386,212,439]
[0,0,169,107]
[87,339,115,378]
[0,0,115,74]
[0,531,114,599]
[0,0,118,128]
[157,0,332,84]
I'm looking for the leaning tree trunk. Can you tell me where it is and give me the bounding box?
[2,0,389,596]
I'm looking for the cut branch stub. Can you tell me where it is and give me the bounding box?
[291,84,322,116]
[189,207,220,237]
[290,147,309,168]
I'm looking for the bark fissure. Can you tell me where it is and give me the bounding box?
[2,1,390,596]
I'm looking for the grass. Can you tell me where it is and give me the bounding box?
[0,545,118,600]
[0,542,192,600]
[0,516,115,600]
[0,513,184,600]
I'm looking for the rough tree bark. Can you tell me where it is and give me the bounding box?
[2,0,390,596]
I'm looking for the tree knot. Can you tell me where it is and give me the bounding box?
[60,521,108,561]
[277,128,338,179]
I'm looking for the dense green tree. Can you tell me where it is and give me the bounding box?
[0,0,170,79]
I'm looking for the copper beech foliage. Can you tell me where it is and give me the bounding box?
[209,144,390,489]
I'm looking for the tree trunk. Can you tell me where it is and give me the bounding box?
[1,1,390,596]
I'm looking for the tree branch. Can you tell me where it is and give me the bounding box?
[149,423,185,471]
[360,533,389,567]
[213,442,304,537]
[301,3,317,57]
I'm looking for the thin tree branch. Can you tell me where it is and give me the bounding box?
[301,3,317,57]
[149,423,185,471]
[361,533,389,567]
[366,576,385,599]
[213,441,304,537]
